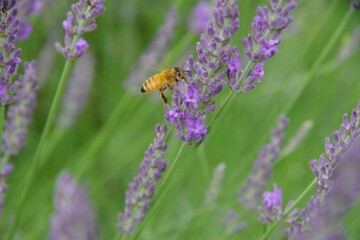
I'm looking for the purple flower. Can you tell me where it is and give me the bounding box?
[2,61,37,156]
[258,184,283,223]
[239,115,289,209]
[58,53,95,128]
[349,0,360,9]
[188,1,211,34]
[36,32,57,88]
[124,7,178,92]
[223,210,246,235]
[16,0,43,41]
[50,171,97,240]
[204,162,226,205]
[118,124,168,234]
[229,0,296,91]
[282,120,314,156]
[0,163,13,218]
[0,0,22,105]
[285,100,360,239]
[55,0,105,60]
[305,142,360,240]
[166,0,239,144]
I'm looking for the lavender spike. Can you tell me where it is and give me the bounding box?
[50,171,97,240]
[16,0,43,41]
[2,61,37,156]
[58,52,95,128]
[305,142,360,240]
[258,184,283,223]
[285,100,360,238]
[118,124,168,234]
[229,0,296,91]
[55,0,105,60]
[204,162,226,205]
[165,0,239,144]
[239,115,289,209]
[188,1,211,34]
[0,0,22,105]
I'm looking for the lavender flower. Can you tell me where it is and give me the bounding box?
[229,0,296,91]
[58,52,95,128]
[50,171,96,240]
[349,0,360,9]
[306,142,360,240]
[124,6,178,92]
[0,163,13,218]
[223,210,246,235]
[2,61,37,156]
[258,184,283,223]
[118,124,168,234]
[165,0,239,144]
[36,32,57,88]
[0,0,22,105]
[55,0,105,60]
[239,115,289,209]
[188,1,211,34]
[285,100,360,239]
[204,162,226,205]
[335,26,360,64]
[282,120,313,157]
[17,0,43,41]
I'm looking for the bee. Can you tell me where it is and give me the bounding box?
[141,67,185,104]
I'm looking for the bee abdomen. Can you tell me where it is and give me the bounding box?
[141,76,160,93]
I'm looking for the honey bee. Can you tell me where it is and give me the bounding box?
[141,67,185,104]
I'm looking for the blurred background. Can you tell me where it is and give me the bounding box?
[3,0,360,239]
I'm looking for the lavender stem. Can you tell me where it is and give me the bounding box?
[0,107,5,147]
[6,60,75,240]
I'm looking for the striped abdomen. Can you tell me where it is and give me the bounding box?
[141,74,166,93]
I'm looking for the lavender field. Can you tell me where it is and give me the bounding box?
[1,0,360,239]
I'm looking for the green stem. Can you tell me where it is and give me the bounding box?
[282,7,354,114]
[6,60,75,240]
[38,127,67,168]
[0,105,5,141]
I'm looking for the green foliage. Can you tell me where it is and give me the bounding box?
[2,0,360,239]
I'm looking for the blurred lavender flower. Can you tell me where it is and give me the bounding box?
[50,171,96,240]
[258,184,283,223]
[124,6,178,92]
[2,61,37,156]
[58,52,95,128]
[165,0,239,144]
[228,0,296,91]
[36,31,58,88]
[118,124,168,234]
[281,120,313,157]
[239,115,289,209]
[223,210,246,235]
[349,0,360,9]
[204,162,226,205]
[188,1,211,34]
[334,26,360,64]
[306,142,360,240]
[17,0,43,41]
[55,0,105,60]
[0,0,22,105]
[285,100,360,239]
[0,163,13,218]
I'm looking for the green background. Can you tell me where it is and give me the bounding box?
[2,0,360,239]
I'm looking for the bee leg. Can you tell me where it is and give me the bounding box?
[159,86,168,105]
